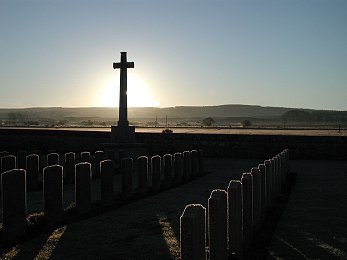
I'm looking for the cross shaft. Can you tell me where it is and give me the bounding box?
[113,52,134,126]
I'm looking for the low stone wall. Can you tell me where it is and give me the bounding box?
[0,128,346,159]
[0,129,109,154]
[137,133,347,160]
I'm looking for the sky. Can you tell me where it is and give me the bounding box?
[1,0,346,110]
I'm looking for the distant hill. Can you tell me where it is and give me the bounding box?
[0,104,300,120]
[138,105,293,119]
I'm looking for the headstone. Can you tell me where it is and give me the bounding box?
[32,150,41,157]
[94,150,105,177]
[26,154,39,190]
[47,153,59,166]
[251,167,261,231]
[285,149,290,180]
[241,173,253,249]
[137,156,148,195]
[100,159,114,206]
[163,154,173,188]
[0,151,10,169]
[208,189,227,260]
[258,164,267,223]
[286,149,290,179]
[280,152,285,184]
[0,151,10,157]
[275,156,281,194]
[173,152,183,184]
[182,151,191,181]
[75,162,92,215]
[190,150,198,178]
[264,160,273,207]
[121,157,133,199]
[1,155,16,173]
[1,169,27,241]
[1,155,16,193]
[39,154,46,179]
[95,150,105,160]
[227,180,243,258]
[64,152,75,184]
[275,156,281,192]
[151,155,161,191]
[17,150,27,169]
[271,158,278,199]
[43,165,63,225]
[180,204,206,260]
[197,149,204,176]
[80,151,90,163]
[278,154,283,187]
[280,152,286,185]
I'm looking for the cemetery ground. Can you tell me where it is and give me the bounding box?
[1,158,346,259]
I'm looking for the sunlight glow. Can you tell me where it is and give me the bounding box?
[157,213,180,259]
[99,78,118,107]
[1,245,20,259]
[99,75,160,107]
[34,226,67,259]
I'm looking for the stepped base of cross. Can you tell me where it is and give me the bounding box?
[102,125,146,161]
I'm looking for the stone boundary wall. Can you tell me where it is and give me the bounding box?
[0,128,346,159]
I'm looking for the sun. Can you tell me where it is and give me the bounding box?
[99,75,160,107]
[127,76,160,107]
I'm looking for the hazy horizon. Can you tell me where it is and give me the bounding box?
[1,103,346,112]
[1,1,346,110]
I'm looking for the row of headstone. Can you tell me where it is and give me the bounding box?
[1,149,204,242]
[0,150,105,171]
[180,149,290,260]
[0,160,113,241]
[0,150,107,193]
[120,149,204,199]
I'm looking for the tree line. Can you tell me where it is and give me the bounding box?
[281,109,347,122]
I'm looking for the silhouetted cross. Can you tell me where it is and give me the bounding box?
[113,52,134,127]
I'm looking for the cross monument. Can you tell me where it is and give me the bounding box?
[113,52,134,127]
[110,52,136,143]
[102,51,145,158]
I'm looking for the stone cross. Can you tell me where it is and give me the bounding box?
[113,52,134,127]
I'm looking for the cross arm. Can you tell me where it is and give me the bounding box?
[113,62,135,69]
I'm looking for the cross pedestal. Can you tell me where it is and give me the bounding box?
[110,125,135,143]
